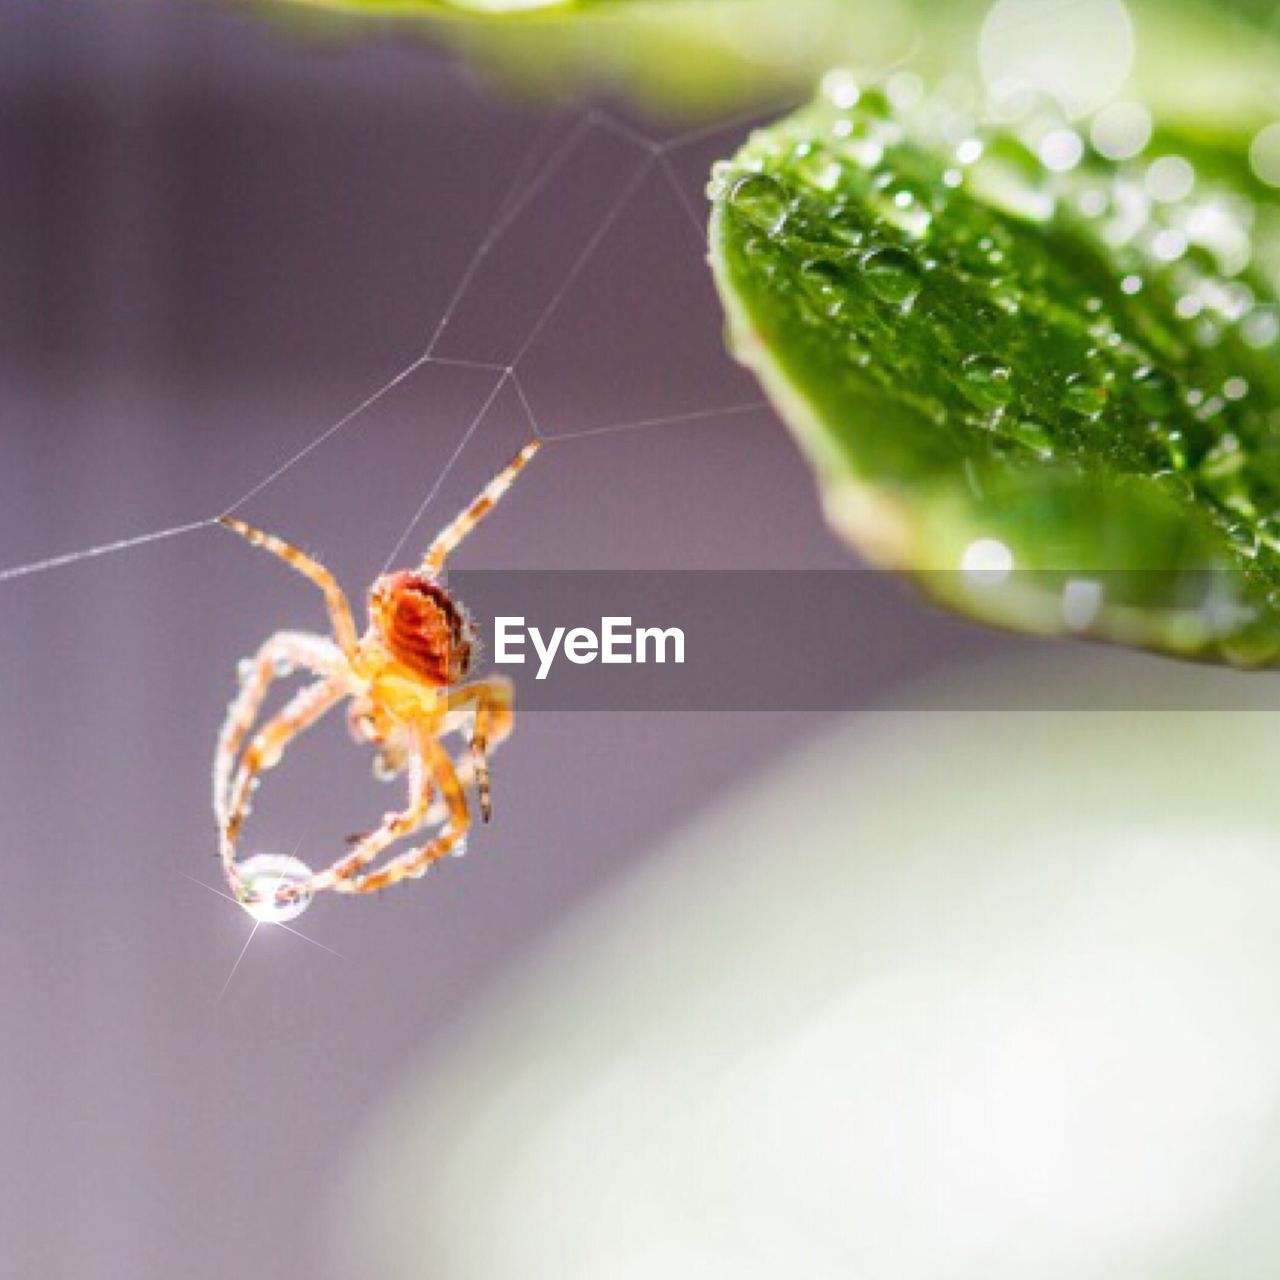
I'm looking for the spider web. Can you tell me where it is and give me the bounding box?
[0,96,788,589]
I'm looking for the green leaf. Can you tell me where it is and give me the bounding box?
[245,0,1280,125]
[709,77,1280,665]
[261,0,633,14]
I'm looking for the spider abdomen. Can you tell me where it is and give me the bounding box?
[369,571,475,686]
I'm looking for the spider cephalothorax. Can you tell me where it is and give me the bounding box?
[369,571,475,686]
[214,439,539,911]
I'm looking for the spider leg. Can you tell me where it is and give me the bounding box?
[445,677,514,822]
[312,731,440,893]
[214,631,344,829]
[336,736,471,894]
[219,517,360,657]
[421,440,540,577]
[219,668,346,893]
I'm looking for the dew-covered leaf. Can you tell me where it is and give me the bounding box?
[709,77,1280,665]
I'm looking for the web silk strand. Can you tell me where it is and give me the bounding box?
[2,100,787,587]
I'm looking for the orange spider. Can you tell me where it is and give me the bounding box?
[213,439,540,919]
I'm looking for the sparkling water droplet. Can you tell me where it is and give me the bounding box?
[859,246,923,306]
[961,354,1015,411]
[729,174,789,233]
[236,853,313,924]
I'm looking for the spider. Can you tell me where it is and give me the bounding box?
[213,438,540,915]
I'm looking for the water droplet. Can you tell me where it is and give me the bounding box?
[729,174,789,233]
[1063,374,1109,417]
[236,853,314,924]
[859,246,923,306]
[961,354,1015,411]
[875,180,933,236]
[799,258,848,316]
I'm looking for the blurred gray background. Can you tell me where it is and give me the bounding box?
[0,3,1023,1276]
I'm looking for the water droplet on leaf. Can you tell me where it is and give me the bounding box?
[859,246,924,306]
[961,354,1015,410]
[1063,374,1109,417]
[730,174,789,233]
